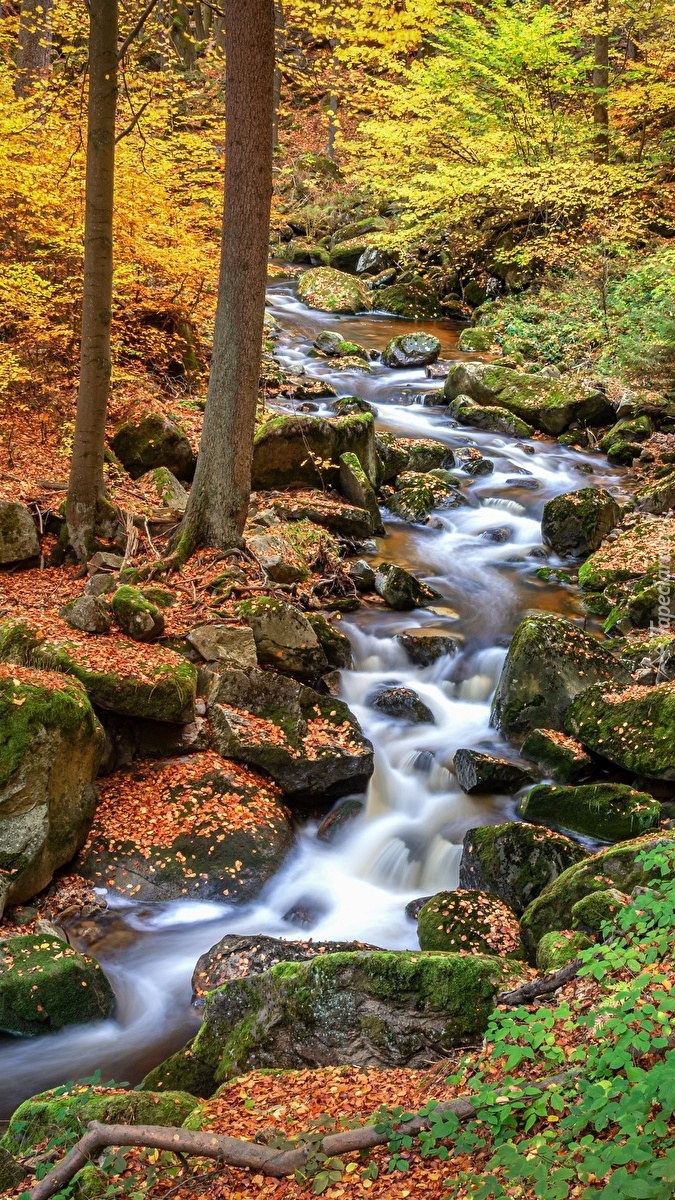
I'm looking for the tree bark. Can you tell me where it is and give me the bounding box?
[272,3,286,152]
[65,0,118,561]
[15,0,54,98]
[174,0,275,557]
[592,0,610,164]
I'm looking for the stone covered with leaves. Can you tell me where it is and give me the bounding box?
[566,678,675,780]
[0,934,114,1035]
[417,890,522,956]
[541,487,621,559]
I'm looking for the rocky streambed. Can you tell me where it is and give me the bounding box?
[1,274,674,1122]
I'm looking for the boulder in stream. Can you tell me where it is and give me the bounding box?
[459,821,588,915]
[191,933,381,1001]
[566,678,675,780]
[382,333,441,369]
[520,727,593,784]
[387,471,467,524]
[396,631,460,665]
[0,934,114,1035]
[297,266,372,314]
[518,781,660,843]
[444,363,613,435]
[453,749,535,795]
[374,562,443,610]
[417,890,522,956]
[541,487,621,559]
[369,684,434,724]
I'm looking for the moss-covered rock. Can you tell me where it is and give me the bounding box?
[417,890,522,956]
[382,333,441,369]
[297,267,372,314]
[443,363,613,436]
[571,887,630,933]
[634,472,675,515]
[600,416,652,456]
[305,613,353,669]
[566,678,675,780]
[237,597,328,677]
[79,752,292,902]
[339,452,384,534]
[374,279,443,319]
[386,473,466,524]
[252,412,379,492]
[314,330,368,360]
[110,413,195,481]
[450,400,534,438]
[0,500,40,564]
[0,934,114,1035]
[518,782,660,842]
[521,727,593,784]
[208,667,373,803]
[490,613,630,740]
[111,585,165,642]
[374,562,442,610]
[578,518,675,589]
[453,749,535,795]
[191,933,380,1001]
[459,822,587,915]
[147,950,512,1096]
[329,236,374,272]
[0,665,104,915]
[541,488,621,559]
[0,618,197,723]
[519,829,675,957]
[535,929,592,973]
[2,1087,196,1157]
[458,328,494,352]
[246,529,309,584]
[374,432,412,483]
[145,465,190,511]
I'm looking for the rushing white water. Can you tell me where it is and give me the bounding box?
[0,282,629,1115]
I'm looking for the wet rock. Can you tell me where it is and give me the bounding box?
[141,466,189,511]
[110,413,195,481]
[0,501,40,563]
[405,895,433,920]
[0,617,197,723]
[237,597,328,678]
[320,669,343,696]
[405,439,454,473]
[387,472,467,524]
[283,901,327,929]
[306,613,353,669]
[417,890,522,956]
[369,684,434,724]
[60,593,112,634]
[331,395,376,416]
[521,727,593,784]
[453,749,535,795]
[187,623,257,668]
[519,829,675,958]
[339,452,384,534]
[191,933,380,1001]
[0,934,114,1035]
[147,949,511,1096]
[566,678,675,780]
[490,612,631,739]
[536,929,592,973]
[382,333,441,369]
[248,530,308,583]
[451,400,534,439]
[208,667,374,802]
[444,362,613,436]
[374,562,443,610]
[297,266,372,314]
[541,487,621,559]
[396,632,459,666]
[518,782,660,842]
[374,432,411,482]
[252,412,379,492]
[79,752,293,902]
[0,667,104,916]
[348,559,376,591]
[316,798,364,842]
[459,822,587,915]
[111,585,165,642]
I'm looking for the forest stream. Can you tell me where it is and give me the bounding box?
[0,285,632,1118]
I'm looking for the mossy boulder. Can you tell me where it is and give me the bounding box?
[535,929,592,974]
[382,333,441,369]
[375,432,412,483]
[314,330,368,360]
[459,822,587,915]
[417,890,522,957]
[521,727,593,784]
[2,1087,196,1157]
[237,597,328,677]
[252,412,379,492]
[491,613,630,740]
[143,466,190,511]
[0,500,40,563]
[0,665,104,915]
[111,585,165,642]
[146,950,512,1096]
[443,363,613,436]
[305,613,353,669]
[191,933,381,1001]
[519,829,675,957]
[571,887,630,933]
[374,279,443,319]
[79,752,292,902]
[110,413,195,481]
[0,618,197,723]
[578,518,675,590]
[386,472,467,524]
[329,236,374,272]
[0,934,114,1035]
[635,472,675,515]
[297,267,372,314]
[207,667,374,803]
[450,398,534,438]
[541,488,621,559]
[406,440,455,473]
[600,416,652,457]
[374,562,442,610]
[453,749,535,795]
[458,328,494,352]
[339,452,384,534]
[518,782,660,843]
[246,529,309,584]
[268,490,376,540]
[566,678,675,780]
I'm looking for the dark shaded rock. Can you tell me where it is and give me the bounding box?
[0,501,40,563]
[316,798,364,842]
[252,412,378,492]
[417,890,522,956]
[459,822,587,915]
[382,333,441,369]
[518,781,660,842]
[455,446,494,475]
[375,280,443,319]
[191,933,381,1002]
[374,563,442,610]
[110,414,195,481]
[374,432,410,482]
[60,594,112,634]
[396,632,460,666]
[453,749,535,795]
[405,895,433,920]
[306,613,353,669]
[541,488,621,559]
[348,559,376,591]
[369,684,434,724]
[521,727,593,784]
[0,934,114,1035]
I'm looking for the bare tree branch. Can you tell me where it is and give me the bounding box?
[497,958,582,1006]
[117,0,159,61]
[115,95,152,141]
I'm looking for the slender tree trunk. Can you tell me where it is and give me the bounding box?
[15,0,53,98]
[592,0,609,164]
[65,0,118,561]
[272,3,286,152]
[175,0,275,556]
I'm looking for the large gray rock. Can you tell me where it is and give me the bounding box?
[459,822,588,915]
[252,412,379,492]
[369,684,434,724]
[207,667,374,802]
[382,333,441,369]
[374,563,443,610]
[110,413,195,480]
[396,632,460,665]
[541,488,622,558]
[247,530,307,583]
[453,749,534,795]
[444,363,613,436]
[0,667,104,917]
[491,613,631,740]
[0,501,40,563]
[192,934,382,1002]
[60,594,112,634]
[187,624,257,668]
[237,597,328,678]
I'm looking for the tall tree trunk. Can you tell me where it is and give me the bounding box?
[175,0,275,556]
[592,0,609,164]
[65,0,118,561]
[272,2,286,152]
[15,0,53,98]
